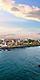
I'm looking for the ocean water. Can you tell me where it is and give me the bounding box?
[0,47,40,80]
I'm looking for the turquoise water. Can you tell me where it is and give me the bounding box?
[0,47,40,80]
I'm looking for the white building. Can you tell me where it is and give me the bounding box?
[0,42,7,47]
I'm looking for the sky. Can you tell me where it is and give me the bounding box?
[0,0,40,39]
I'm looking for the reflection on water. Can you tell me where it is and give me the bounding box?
[0,47,40,80]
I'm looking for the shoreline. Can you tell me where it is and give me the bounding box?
[0,45,40,51]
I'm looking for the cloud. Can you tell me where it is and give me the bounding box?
[0,24,40,39]
[0,0,40,22]
[0,26,23,34]
[36,33,40,35]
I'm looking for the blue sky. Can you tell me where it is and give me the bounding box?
[16,0,40,8]
[0,0,40,38]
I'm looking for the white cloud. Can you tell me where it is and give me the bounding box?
[0,0,40,22]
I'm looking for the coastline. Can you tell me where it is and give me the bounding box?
[0,38,40,50]
[0,45,40,51]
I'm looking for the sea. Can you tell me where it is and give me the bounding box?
[0,46,40,80]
